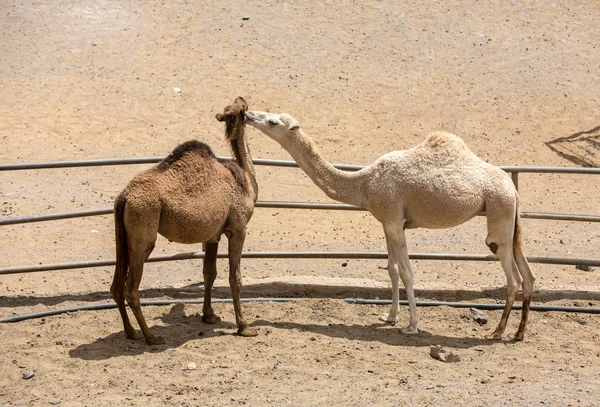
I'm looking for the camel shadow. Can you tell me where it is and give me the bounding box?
[249,318,505,349]
[68,302,502,361]
[545,125,600,167]
[68,303,241,361]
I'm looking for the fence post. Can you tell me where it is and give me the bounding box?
[511,171,519,191]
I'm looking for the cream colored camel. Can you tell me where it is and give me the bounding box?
[245,110,536,340]
[111,98,258,345]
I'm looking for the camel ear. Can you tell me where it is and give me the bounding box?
[288,121,300,131]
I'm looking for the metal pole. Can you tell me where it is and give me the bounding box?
[344,298,600,314]
[0,298,297,323]
[511,171,519,191]
[1,251,598,276]
[2,204,599,226]
[2,157,600,174]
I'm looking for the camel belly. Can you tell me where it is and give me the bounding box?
[158,206,230,244]
[403,190,484,229]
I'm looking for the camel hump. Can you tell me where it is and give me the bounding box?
[423,131,466,149]
[156,140,216,170]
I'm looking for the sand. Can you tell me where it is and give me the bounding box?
[1,0,599,406]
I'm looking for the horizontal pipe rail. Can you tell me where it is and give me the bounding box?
[344,298,600,314]
[1,251,598,276]
[1,157,600,174]
[3,297,599,323]
[0,298,296,323]
[1,204,599,226]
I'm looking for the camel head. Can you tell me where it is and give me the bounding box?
[244,111,300,144]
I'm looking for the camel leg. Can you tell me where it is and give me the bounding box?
[380,223,418,334]
[201,241,221,324]
[110,266,143,340]
[514,249,536,341]
[124,242,165,345]
[227,229,257,337]
[488,243,522,339]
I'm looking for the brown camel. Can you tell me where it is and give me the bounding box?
[245,110,536,340]
[111,97,258,345]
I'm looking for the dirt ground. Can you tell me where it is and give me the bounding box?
[1,0,599,406]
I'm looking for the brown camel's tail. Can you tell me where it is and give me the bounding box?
[114,194,129,284]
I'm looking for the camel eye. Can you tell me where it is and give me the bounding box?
[268,119,278,126]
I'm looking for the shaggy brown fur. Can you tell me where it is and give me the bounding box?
[111,97,258,345]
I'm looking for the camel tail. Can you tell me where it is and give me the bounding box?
[513,197,523,254]
[114,194,129,283]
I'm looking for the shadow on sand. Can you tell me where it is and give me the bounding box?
[68,301,509,361]
[545,125,600,167]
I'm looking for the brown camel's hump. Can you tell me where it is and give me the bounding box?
[156,140,216,171]
[156,139,249,195]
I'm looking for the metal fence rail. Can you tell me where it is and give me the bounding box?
[2,204,599,226]
[1,251,599,276]
[1,157,599,277]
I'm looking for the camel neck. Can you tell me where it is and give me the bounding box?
[283,130,365,207]
[231,135,258,199]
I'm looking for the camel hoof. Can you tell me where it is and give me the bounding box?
[237,327,258,337]
[146,336,165,346]
[486,331,503,340]
[379,314,398,324]
[126,330,144,341]
[400,326,418,335]
[202,314,222,324]
[513,332,525,342]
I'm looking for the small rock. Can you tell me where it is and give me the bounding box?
[242,16,250,20]
[430,345,460,363]
[540,319,549,324]
[49,400,60,405]
[469,308,488,325]
[341,262,348,267]
[578,318,588,326]
[184,362,197,371]
[172,87,181,93]
[576,265,596,272]
[22,371,35,380]
[319,371,330,376]
[480,378,491,384]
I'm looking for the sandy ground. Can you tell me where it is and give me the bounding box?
[1,0,599,406]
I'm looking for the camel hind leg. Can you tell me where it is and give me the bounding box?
[110,265,142,340]
[124,239,164,345]
[485,206,522,339]
[513,215,536,341]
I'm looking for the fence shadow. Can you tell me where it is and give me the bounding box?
[2,283,598,311]
[545,125,600,167]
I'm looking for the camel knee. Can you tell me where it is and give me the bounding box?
[505,280,520,299]
[123,287,140,307]
[387,257,401,274]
